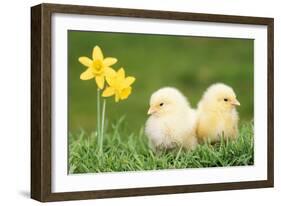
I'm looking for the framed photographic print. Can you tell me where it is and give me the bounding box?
[31,3,274,202]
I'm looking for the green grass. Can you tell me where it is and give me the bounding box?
[69,117,254,174]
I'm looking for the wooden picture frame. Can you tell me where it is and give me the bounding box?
[31,3,274,202]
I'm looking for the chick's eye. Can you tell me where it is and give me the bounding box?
[224,98,228,102]
[159,103,164,106]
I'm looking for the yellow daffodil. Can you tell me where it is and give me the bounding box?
[102,68,136,102]
[78,46,117,89]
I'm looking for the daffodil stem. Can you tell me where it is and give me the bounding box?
[100,99,106,154]
[97,89,101,151]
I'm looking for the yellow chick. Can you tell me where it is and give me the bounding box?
[196,83,240,143]
[145,87,198,151]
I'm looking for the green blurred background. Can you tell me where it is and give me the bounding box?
[68,31,254,133]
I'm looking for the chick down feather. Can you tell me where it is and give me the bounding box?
[196,83,240,143]
[145,87,198,151]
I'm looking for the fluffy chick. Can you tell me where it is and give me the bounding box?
[145,87,197,151]
[196,83,240,143]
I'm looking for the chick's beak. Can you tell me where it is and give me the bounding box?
[231,99,240,106]
[147,106,157,115]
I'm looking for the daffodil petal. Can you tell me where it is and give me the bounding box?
[95,75,105,89]
[78,57,92,67]
[103,57,117,67]
[105,69,116,86]
[105,76,114,87]
[92,46,104,60]
[120,87,132,100]
[124,76,136,87]
[102,87,115,97]
[80,68,94,80]
[104,67,116,77]
[117,68,125,79]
